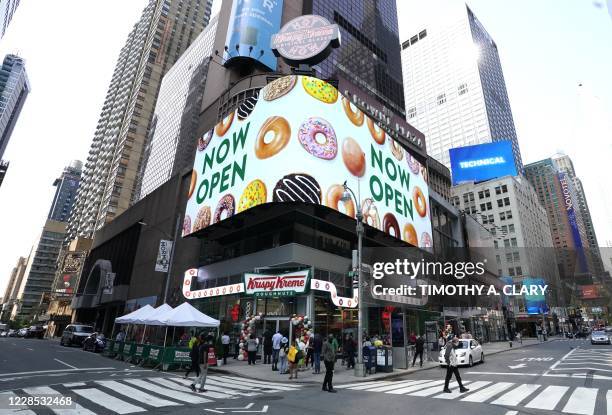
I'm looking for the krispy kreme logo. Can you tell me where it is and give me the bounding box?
[244,271,310,295]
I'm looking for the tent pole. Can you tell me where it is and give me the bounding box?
[163,326,168,348]
[172,327,175,346]
[141,325,147,344]
[111,322,116,339]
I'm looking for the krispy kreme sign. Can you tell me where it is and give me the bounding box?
[244,270,310,296]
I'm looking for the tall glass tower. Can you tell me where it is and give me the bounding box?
[0,54,29,160]
[48,160,82,223]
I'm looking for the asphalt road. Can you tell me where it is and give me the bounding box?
[0,337,610,415]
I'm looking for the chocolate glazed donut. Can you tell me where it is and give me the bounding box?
[383,213,400,238]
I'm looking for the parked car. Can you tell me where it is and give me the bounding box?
[591,330,611,345]
[60,324,94,346]
[83,333,107,353]
[439,339,485,367]
[25,325,45,339]
[17,328,29,337]
[0,331,7,337]
[7,329,16,337]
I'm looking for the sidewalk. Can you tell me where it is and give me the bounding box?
[208,337,556,384]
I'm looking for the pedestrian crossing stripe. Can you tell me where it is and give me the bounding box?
[3,375,301,415]
[336,378,611,415]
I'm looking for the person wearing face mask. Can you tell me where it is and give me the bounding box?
[321,334,337,393]
[443,336,469,393]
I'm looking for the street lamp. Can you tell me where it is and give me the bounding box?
[138,217,180,304]
[341,181,366,377]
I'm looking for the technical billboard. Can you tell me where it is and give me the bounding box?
[523,277,548,315]
[184,75,433,248]
[449,141,518,185]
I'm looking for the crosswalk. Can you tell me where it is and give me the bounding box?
[550,347,612,377]
[0,375,302,414]
[335,378,610,415]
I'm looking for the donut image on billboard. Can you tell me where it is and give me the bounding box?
[184,75,433,248]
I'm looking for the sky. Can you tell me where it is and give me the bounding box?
[0,0,611,293]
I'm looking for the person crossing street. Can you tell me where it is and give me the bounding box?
[190,335,212,393]
[322,334,337,393]
[442,336,469,394]
[412,334,424,367]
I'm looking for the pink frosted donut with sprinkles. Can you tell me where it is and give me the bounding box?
[297,117,338,160]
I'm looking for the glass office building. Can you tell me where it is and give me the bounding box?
[0,54,29,160]
[48,160,82,223]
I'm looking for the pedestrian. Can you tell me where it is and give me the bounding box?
[344,334,355,369]
[363,336,372,347]
[312,332,322,374]
[516,331,522,344]
[190,335,212,393]
[412,334,424,367]
[221,332,230,365]
[322,334,337,393]
[437,333,446,351]
[246,334,258,365]
[263,330,273,364]
[288,339,301,379]
[279,337,289,374]
[115,329,126,343]
[271,329,282,371]
[185,336,201,378]
[330,334,339,362]
[408,332,417,345]
[305,335,314,369]
[234,335,240,359]
[297,337,306,371]
[442,337,469,394]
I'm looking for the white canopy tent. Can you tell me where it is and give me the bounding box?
[114,304,155,324]
[139,303,173,325]
[162,302,220,327]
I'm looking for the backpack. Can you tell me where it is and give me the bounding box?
[287,346,297,363]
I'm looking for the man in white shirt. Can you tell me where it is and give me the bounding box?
[271,330,283,371]
[221,332,230,364]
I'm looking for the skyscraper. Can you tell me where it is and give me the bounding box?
[48,160,82,222]
[305,0,406,117]
[0,54,29,160]
[400,4,522,171]
[0,0,19,39]
[138,15,218,200]
[0,255,27,321]
[67,0,213,240]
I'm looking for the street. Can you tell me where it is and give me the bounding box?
[0,338,610,415]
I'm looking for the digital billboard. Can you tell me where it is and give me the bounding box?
[449,141,518,185]
[224,0,284,71]
[184,75,433,248]
[580,284,600,300]
[523,277,548,315]
[558,172,588,272]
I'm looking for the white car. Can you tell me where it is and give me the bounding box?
[591,331,611,345]
[439,339,485,367]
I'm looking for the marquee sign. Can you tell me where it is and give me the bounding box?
[244,270,310,297]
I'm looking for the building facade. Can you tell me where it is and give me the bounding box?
[0,54,29,160]
[400,4,522,171]
[0,0,19,39]
[10,220,66,321]
[306,0,405,117]
[67,0,213,240]
[0,255,27,321]
[139,15,218,200]
[48,160,82,222]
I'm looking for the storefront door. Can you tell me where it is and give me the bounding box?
[264,317,290,337]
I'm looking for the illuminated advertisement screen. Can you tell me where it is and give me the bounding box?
[580,284,600,299]
[449,141,518,185]
[184,75,433,248]
[523,277,548,315]
[224,0,284,71]
[558,172,588,272]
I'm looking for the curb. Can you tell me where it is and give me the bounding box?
[209,339,558,385]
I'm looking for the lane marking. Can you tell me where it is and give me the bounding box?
[73,388,145,414]
[148,377,235,400]
[208,376,296,391]
[607,390,612,415]
[386,380,445,395]
[335,380,393,389]
[96,380,181,408]
[561,387,598,415]
[524,385,569,411]
[0,367,115,377]
[215,375,303,390]
[54,358,77,369]
[466,371,540,376]
[433,381,491,400]
[410,381,471,397]
[366,380,423,392]
[124,378,211,404]
[23,386,96,415]
[491,384,540,406]
[341,381,399,390]
[460,382,514,403]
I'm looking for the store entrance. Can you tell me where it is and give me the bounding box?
[263,317,290,337]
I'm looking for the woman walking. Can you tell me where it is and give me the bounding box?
[279,337,289,374]
[247,334,258,365]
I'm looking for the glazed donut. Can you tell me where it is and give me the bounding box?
[298,117,337,160]
[215,112,235,137]
[342,97,364,126]
[383,213,400,238]
[403,223,418,246]
[367,117,385,145]
[302,76,338,104]
[182,215,192,236]
[255,116,291,159]
[188,170,197,199]
[361,198,380,229]
[325,184,356,218]
[238,179,267,213]
[263,76,297,101]
[420,232,433,248]
[406,152,421,175]
[198,130,213,151]
[389,138,404,161]
[342,137,366,177]
[193,205,211,232]
[413,186,427,218]
[213,194,235,223]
